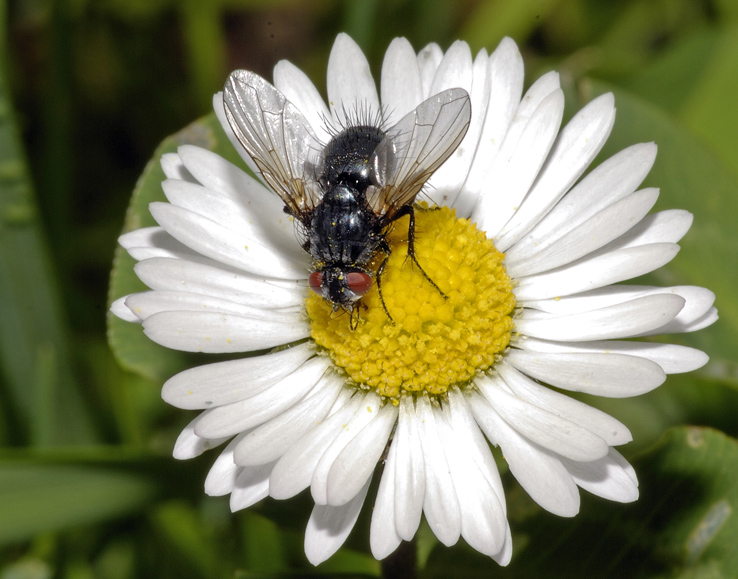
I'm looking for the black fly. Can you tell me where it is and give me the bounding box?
[223,71,471,328]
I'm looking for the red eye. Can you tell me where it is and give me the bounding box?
[346,272,372,296]
[308,271,323,295]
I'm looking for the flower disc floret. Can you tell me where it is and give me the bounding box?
[307,206,516,398]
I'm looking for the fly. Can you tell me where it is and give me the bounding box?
[223,70,471,329]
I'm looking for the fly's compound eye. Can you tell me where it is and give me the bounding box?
[346,272,372,297]
[308,271,323,295]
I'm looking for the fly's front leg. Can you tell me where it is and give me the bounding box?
[394,205,448,299]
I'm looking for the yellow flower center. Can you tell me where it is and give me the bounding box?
[306,206,516,400]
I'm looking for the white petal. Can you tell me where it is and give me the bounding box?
[636,287,716,336]
[326,33,379,125]
[507,188,660,278]
[394,395,426,541]
[327,401,397,506]
[162,342,314,409]
[469,392,580,517]
[174,145,304,257]
[110,296,141,323]
[514,243,680,301]
[505,349,665,398]
[134,257,306,310]
[311,391,382,505]
[273,60,332,143]
[517,336,709,374]
[172,415,229,460]
[425,41,475,207]
[119,226,200,262]
[230,461,274,511]
[601,209,693,250]
[194,356,331,438]
[472,89,564,236]
[125,290,301,324]
[496,93,617,251]
[563,448,639,503]
[477,374,608,461]
[234,372,345,466]
[417,394,461,546]
[204,435,244,496]
[660,306,718,334]
[381,37,423,126]
[149,202,307,280]
[507,142,657,261]
[143,309,308,354]
[269,391,363,500]
[161,152,195,182]
[416,43,443,97]
[515,293,686,341]
[462,38,524,210]
[304,478,371,566]
[497,361,633,441]
[370,437,402,560]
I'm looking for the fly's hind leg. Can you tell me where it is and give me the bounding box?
[394,204,448,300]
[376,242,395,323]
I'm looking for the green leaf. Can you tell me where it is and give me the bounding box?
[0,448,199,546]
[0,5,95,445]
[107,113,242,383]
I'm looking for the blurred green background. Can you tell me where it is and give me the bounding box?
[2,0,738,577]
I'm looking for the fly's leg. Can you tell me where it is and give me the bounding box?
[376,242,395,323]
[394,204,448,299]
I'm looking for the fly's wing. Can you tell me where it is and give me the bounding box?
[367,88,471,220]
[223,70,324,222]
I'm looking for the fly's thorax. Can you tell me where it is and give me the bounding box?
[319,125,385,190]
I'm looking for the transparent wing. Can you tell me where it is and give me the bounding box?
[223,70,324,220]
[367,88,471,220]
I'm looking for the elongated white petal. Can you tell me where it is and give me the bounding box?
[162,343,313,409]
[110,296,141,323]
[517,336,709,374]
[477,374,609,461]
[312,392,382,505]
[134,257,306,309]
[505,349,665,398]
[161,152,195,182]
[370,437,402,560]
[469,392,580,517]
[194,356,330,438]
[327,33,379,125]
[150,202,306,280]
[230,461,274,511]
[473,90,565,236]
[394,395,426,540]
[143,309,308,353]
[304,478,371,566]
[417,394,461,546]
[507,188,660,278]
[516,293,685,342]
[273,60,332,143]
[435,405,506,557]
[381,37,424,126]
[172,415,229,460]
[636,287,716,336]
[495,93,616,249]
[417,43,443,97]
[120,226,200,262]
[563,448,639,503]
[507,143,657,260]
[125,290,301,324]
[497,362,632,441]
[462,38,524,210]
[204,435,244,496]
[234,372,345,466]
[327,401,397,506]
[269,391,363,500]
[601,209,693,250]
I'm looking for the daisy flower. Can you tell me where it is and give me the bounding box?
[111,33,717,565]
